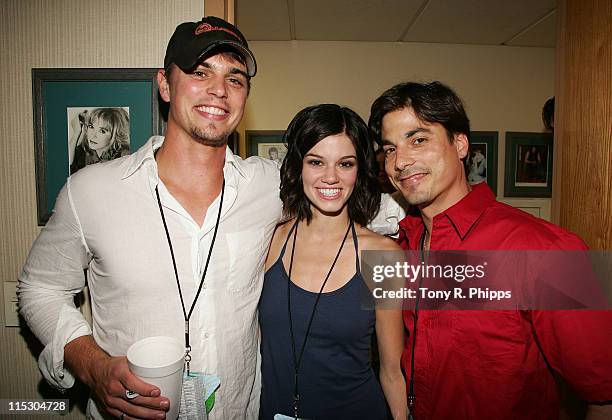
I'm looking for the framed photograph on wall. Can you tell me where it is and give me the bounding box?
[32,68,163,225]
[466,131,498,193]
[504,132,554,197]
[245,130,286,162]
[227,132,239,155]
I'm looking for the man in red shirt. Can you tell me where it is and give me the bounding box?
[368,81,612,419]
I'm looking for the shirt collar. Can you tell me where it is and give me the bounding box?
[121,136,162,179]
[399,182,496,242]
[223,146,248,179]
[120,136,249,181]
[441,182,495,239]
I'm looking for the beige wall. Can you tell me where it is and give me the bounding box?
[0,2,554,417]
[0,1,203,417]
[239,40,555,199]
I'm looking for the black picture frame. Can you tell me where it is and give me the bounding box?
[32,68,163,225]
[504,132,554,197]
[245,130,286,161]
[466,131,498,193]
[227,132,239,154]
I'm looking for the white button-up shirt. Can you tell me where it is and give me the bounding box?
[18,136,404,419]
[18,136,282,419]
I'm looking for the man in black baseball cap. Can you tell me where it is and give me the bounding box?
[20,16,282,420]
[164,16,257,77]
[156,16,257,147]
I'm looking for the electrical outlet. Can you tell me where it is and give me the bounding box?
[4,281,19,327]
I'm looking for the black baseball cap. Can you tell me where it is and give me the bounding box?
[164,16,257,77]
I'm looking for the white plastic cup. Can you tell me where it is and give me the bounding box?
[127,336,185,420]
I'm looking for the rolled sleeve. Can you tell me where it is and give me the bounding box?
[528,234,612,402]
[530,310,612,402]
[18,181,92,390]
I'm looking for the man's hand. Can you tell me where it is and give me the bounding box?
[65,336,171,419]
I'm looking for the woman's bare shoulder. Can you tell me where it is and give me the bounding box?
[265,219,295,268]
[355,224,402,252]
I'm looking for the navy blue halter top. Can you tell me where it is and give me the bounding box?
[259,222,388,419]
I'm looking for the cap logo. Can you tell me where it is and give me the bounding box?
[195,22,241,41]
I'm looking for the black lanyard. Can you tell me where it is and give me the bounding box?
[408,230,427,420]
[286,219,353,419]
[154,180,225,374]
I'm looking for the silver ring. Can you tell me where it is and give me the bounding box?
[119,413,125,420]
[125,389,139,399]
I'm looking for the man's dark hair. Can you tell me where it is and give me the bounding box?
[368,81,470,145]
[542,97,554,130]
[280,104,380,226]
[165,45,251,92]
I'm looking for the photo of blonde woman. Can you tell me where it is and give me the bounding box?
[67,107,130,174]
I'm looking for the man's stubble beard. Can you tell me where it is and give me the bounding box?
[190,125,230,148]
[392,168,433,207]
[404,190,432,207]
[394,180,433,207]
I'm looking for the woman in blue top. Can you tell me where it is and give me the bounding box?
[259,104,406,419]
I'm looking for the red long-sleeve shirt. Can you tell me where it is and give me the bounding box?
[397,182,612,419]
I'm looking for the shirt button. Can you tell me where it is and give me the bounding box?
[204,333,210,338]
[202,283,207,289]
